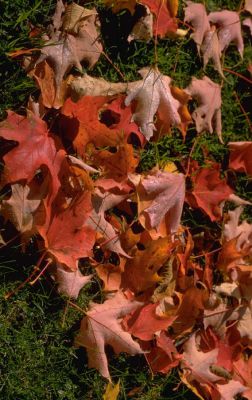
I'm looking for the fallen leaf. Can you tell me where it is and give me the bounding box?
[125,67,181,140]
[61,95,142,155]
[128,5,153,42]
[122,236,174,292]
[103,380,120,400]
[146,331,181,373]
[245,0,252,13]
[140,0,177,37]
[228,142,252,176]
[0,111,65,203]
[38,192,96,270]
[56,263,92,298]
[35,8,102,103]
[134,170,185,237]
[201,26,223,77]
[184,1,210,51]
[75,291,143,380]
[208,10,244,57]
[185,76,222,142]
[124,303,175,340]
[182,332,219,384]
[2,183,41,235]
[186,163,233,221]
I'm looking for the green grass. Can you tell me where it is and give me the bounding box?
[0,0,251,399]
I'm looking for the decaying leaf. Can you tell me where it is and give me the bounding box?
[75,291,143,380]
[185,76,222,142]
[201,26,223,77]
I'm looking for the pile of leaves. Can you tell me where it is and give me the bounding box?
[1,0,252,398]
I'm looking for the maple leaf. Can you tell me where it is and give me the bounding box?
[182,333,219,384]
[184,1,210,51]
[145,331,181,374]
[121,236,174,292]
[208,10,244,57]
[228,142,252,176]
[75,291,143,380]
[2,183,42,235]
[223,206,252,255]
[133,170,185,238]
[185,76,222,142]
[35,6,102,104]
[92,141,139,183]
[139,0,177,37]
[61,95,142,155]
[124,303,175,340]
[245,0,252,13]
[38,192,96,270]
[186,163,233,221]
[0,111,65,206]
[125,67,181,140]
[201,26,223,77]
[234,355,252,400]
[32,60,71,109]
[55,263,92,299]
[88,188,129,257]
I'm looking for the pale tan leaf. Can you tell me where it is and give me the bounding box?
[75,292,143,380]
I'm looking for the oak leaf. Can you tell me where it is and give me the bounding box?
[75,291,143,380]
[133,170,185,237]
[186,163,233,221]
[228,142,252,176]
[185,76,222,142]
[125,67,181,140]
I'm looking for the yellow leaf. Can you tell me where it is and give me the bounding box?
[103,380,120,400]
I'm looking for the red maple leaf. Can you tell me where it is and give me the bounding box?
[140,0,177,37]
[60,95,143,156]
[186,162,233,221]
[0,111,65,202]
